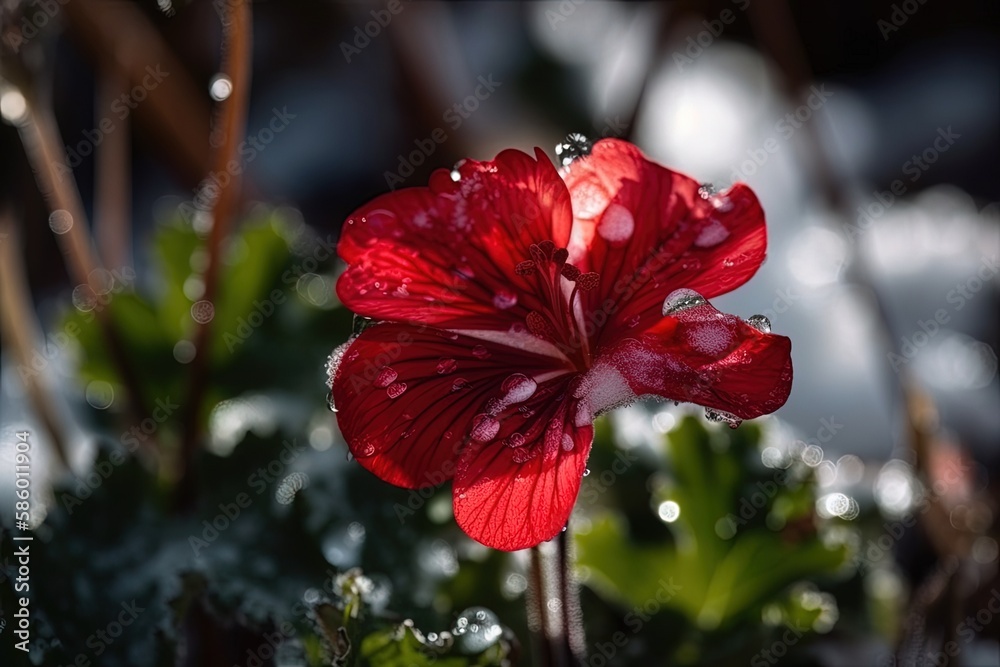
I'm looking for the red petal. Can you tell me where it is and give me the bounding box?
[337,148,572,330]
[589,296,792,420]
[562,139,767,347]
[331,322,572,489]
[453,381,594,551]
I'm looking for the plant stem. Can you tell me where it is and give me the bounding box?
[173,0,253,511]
[527,531,586,666]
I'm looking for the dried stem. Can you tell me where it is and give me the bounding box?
[174,0,253,510]
[16,102,157,462]
[95,64,132,271]
[0,215,70,470]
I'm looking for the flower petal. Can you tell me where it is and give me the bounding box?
[337,148,573,330]
[453,380,593,551]
[586,297,792,420]
[562,139,767,347]
[331,322,572,489]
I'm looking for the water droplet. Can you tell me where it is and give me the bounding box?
[386,382,407,399]
[745,314,771,333]
[698,183,716,199]
[626,315,641,328]
[452,606,502,653]
[657,500,681,523]
[327,391,338,413]
[373,367,398,388]
[356,440,376,457]
[173,340,196,364]
[275,471,309,505]
[505,433,526,448]
[561,433,574,451]
[209,74,232,101]
[48,209,73,234]
[493,289,518,310]
[191,300,215,324]
[694,219,730,247]
[500,373,537,404]
[662,288,706,316]
[471,345,490,360]
[452,378,470,392]
[85,380,114,409]
[597,203,634,243]
[436,358,458,374]
[470,414,500,443]
[555,133,592,167]
[704,408,742,429]
[583,468,590,477]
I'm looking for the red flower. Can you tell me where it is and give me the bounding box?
[329,138,792,551]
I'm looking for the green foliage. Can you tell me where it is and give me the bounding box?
[575,415,851,665]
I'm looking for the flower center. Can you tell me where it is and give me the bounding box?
[516,240,598,370]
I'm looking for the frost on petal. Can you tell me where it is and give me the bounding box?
[599,296,792,420]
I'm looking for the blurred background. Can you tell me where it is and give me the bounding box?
[1,0,998,665]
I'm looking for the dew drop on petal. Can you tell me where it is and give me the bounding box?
[355,438,377,457]
[694,219,730,247]
[493,289,518,310]
[471,344,491,359]
[561,433,575,451]
[698,183,716,199]
[452,378,470,392]
[597,203,634,243]
[662,288,707,316]
[505,432,526,448]
[583,468,590,477]
[746,314,771,333]
[386,382,407,399]
[470,414,500,443]
[436,358,458,375]
[373,367,398,388]
[500,373,537,404]
[704,408,742,429]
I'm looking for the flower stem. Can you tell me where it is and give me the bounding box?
[527,530,586,666]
